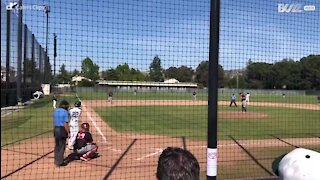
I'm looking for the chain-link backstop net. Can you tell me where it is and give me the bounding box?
[1,0,319,179]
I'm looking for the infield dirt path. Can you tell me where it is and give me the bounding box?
[1,100,319,179]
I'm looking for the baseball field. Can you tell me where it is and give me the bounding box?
[1,92,320,179]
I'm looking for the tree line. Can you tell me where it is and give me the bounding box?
[55,54,319,90]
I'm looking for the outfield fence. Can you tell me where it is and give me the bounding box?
[1,0,320,180]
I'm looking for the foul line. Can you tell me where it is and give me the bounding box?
[103,139,137,180]
[82,105,108,143]
[76,94,108,144]
[1,150,53,179]
[229,135,274,176]
[135,148,163,161]
[270,135,299,148]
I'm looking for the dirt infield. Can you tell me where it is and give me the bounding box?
[1,100,319,179]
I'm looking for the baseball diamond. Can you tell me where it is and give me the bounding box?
[1,97,320,179]
[1,0,320,179]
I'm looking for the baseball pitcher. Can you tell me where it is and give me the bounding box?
[241,93,247,112]
[68,101,82,150]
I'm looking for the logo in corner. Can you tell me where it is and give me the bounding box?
[278,4,316,13]
[6,2,19,10]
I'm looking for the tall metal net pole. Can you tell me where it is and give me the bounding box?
[6,8,11,106]
[207,0,220,179]
[16,0,23,103]
[53,33,57,78]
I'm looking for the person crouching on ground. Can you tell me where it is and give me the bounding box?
[74,123,98,161]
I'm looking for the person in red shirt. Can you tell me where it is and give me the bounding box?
[74,123,98,161]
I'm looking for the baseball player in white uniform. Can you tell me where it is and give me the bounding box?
[68,101,82,150]
[246,92,250,105]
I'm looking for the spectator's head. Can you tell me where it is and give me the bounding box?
[81,123,90,132]
[59,100,69,110]
[156,147,200,180]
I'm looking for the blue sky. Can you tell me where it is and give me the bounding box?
[2,0,319,72]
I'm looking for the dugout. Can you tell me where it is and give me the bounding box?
[96,80,198,93]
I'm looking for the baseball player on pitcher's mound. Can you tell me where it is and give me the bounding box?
[74,123,98,161]
[67,101,82,150]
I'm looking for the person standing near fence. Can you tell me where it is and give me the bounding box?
[193,91,197,101]
[246,92,250,105]
[230,94,237,107]
[67,101,82,150]
[108,91,113,104]
[53,100,70,167]
[52,94,58,109]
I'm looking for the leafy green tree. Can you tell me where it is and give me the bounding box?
[300,55,320,90]
[227,75,248,89]
[81,57,100,81]
[101,69,118,80]
[218,64,225,88]
[245,62,273,89]
[149,56,164,82]
[165,66,194,82]
[195,61,208,87]
[115,64,131,81]
[165,67,178,79]
[101,63,147,81]
[56,64,71,83]
[130,68,147,81]
[195,61,225,87]
[78,79,95,87]
[270,59,302,90]
[72,69,80,77]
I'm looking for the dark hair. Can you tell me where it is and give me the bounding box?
[156,147,200,180]
[59,100,69,110]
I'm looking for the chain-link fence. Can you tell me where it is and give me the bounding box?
[1,0,319,179]
[1,2,50,107]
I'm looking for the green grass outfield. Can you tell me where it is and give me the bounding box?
[77,91,319,104]
[95,105,320,140]
[1,96,78,146]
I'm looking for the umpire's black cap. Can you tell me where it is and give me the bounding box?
[59,100,70,110]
